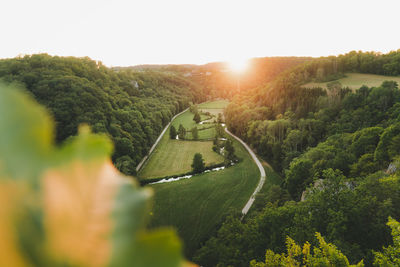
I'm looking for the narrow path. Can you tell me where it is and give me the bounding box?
[136,108,189,172]
[224,128,266,216]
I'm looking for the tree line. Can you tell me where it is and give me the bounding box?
[0,54,204,176]
[127,57,312,99]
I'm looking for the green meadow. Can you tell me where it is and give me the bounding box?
[303,73,400,90]
[148,138,259,257]
[140,99,261,257]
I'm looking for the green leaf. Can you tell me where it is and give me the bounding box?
[0,83,53,180]
[55,124,113,164]
[0,83,189,267]
[110,184,185,267]
[132,230,183,267]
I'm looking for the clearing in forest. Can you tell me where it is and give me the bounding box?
[198,99,229,109]
[137,100,258,257]
[302,73,400,90]
[138,138,223,179]
[141,99,269,257]
[138,108,224,179]
[198,99,229,121]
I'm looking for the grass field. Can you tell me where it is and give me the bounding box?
[139,109,225,179]
[171,110,209,129]
[138,138,224,179]
[187,126,216,140]
[140,99,260,258]
[197,99,229,109]
[302,73,400,90]
[147,138,259,257]
[199,108,224,118]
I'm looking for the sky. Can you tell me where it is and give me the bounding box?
[1,0,399,66]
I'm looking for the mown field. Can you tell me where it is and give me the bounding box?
[148,138,260,257]
[197,99,229,109]
[139,101,230,179]
[138,138,223,179]
[188,126,216,140]
[198,99,229,122]
[170,110,209,129]
[302,73,400,90]
[199,108,225,117]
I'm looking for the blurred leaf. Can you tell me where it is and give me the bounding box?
[55,125,113,164]
[0,84,53,181]
[127,230,183,267]
[0,83,191,267]
[0,181,31,267]
[44,160,116,266]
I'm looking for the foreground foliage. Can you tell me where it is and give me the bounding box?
[250,233,364,267]
[0,84,189,267]
[373,217,400,266]
[250,217,400,267]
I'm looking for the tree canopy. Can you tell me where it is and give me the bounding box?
[0,54,203,175]
[196,51,400,266]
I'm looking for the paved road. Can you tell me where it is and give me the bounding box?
[225,128,266,216]
[136,108,189,172]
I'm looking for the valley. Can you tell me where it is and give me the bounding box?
[138,101,226,179]
[139,100,270,257]
[2,51,400,266]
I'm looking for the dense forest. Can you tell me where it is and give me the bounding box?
[194,50,400,266]
[125,57,311,99]
[188,57,311,99]
[0,54,204,175]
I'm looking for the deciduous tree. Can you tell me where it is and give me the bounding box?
[193,112,201,124]
[191,153,205,173]
[170,125,177,139]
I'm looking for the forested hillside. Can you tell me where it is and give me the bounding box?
[225,50,400,172]
[195,51,400,266]
[189,57,311,99]
[127,57,311,99]
[0,54,204,175]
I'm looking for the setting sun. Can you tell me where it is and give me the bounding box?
[228,58,249,73]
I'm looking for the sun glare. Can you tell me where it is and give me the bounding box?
[228,58,249,73]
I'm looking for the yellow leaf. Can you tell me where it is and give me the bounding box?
[0,181,31,267]
[43,159,130,267]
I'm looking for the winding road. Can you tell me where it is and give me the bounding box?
[136,108,189,172]
[225,128,266,216]
[136,107,266,217]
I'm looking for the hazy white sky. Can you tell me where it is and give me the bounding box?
[1,0,399,66]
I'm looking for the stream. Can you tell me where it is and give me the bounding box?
[149,166,226,184]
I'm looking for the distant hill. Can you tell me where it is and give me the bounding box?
[118,57,312,99]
